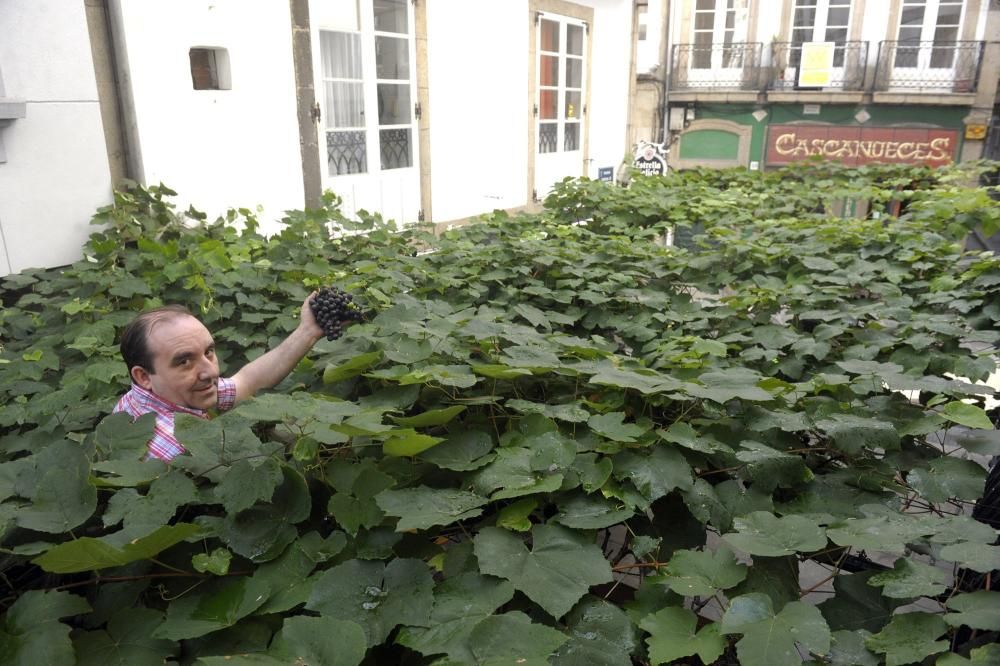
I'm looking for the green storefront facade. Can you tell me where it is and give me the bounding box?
[672,103,969,171]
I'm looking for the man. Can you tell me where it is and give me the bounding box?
[113,295,323,461]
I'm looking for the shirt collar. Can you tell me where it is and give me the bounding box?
[129,383,209,418]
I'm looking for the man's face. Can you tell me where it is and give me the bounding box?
[134,314,220,410]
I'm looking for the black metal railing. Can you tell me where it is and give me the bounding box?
[768,41,868,91]
[873,40,984,92]
[669,42,764,90]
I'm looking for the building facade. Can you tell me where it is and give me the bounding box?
[0,0,635,277]
[630,0,1000,172]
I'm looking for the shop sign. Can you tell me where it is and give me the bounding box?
[765,125,959,167]
[633,141,667,176]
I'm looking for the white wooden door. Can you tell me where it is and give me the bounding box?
[534,13,586,200]
[686,0,750,87]
[313,0,420,227]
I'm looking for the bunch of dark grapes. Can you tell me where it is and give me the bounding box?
[309,287,363,341]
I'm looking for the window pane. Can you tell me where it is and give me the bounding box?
[377,83,410,124]
[900,6,925,30]
[540,19,559,52]
[936,3,961,26]
[566,58,583,88]
[695,12,714,30]
[567,24,584,55]
[930,42,955,67]
[380,128,411,169]
[376,36,409,79]
[373,0,407,33]
[793,7,817,28]
[321,31,362,79]
[895,40,919,66]
[327,130,367,175]
[564,123,579,151]
[825,27,848,43]
[327,81,364,128]
[539,123,557,153]
[565,91,581,119]
[792,28,812,44]
[696,0,715,9]
[539,89,557,119]
[540,55,558,86]
[827,7,850,26]
[898,25,922,42]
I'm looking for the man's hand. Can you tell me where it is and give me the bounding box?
[231,293,325,404]
[299,292,324,342]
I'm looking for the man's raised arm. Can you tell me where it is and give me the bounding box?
[231,294,324,404]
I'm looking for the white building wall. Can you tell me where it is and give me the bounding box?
[426,0,633,222]
[586,0,634,179]
[426,1,530,222]
[0,1,112,275]
[112,0,304,236]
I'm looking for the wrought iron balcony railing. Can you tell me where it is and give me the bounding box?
[669,42,764,91]
[873,40,984,92]
[768,41,868,91]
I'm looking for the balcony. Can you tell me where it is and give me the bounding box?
[668,42,763,100]
[768,41,868,93]
[873,40,984,96]
[665,39,984,106]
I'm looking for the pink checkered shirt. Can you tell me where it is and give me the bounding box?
[112,378,237,461]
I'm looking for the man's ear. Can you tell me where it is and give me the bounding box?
[130,365,153,389]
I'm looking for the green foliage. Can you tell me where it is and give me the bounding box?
[1,165,999,664]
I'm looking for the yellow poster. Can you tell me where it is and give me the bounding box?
[798,42,835,87]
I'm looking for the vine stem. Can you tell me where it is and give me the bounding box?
[53,569,252,592]
[611,561,668,573]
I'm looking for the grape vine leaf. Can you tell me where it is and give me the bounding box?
[72,608,175,666]
[907,456,987,503]
[323,351,383,383]
[551,596,638,666]
[553,493,633,530]
[936,644,1000,665]
[474,524,614,619]
[939,401,995,429]
[817,570,902,633]
[271,615,366,666]
[466,612,568,665]
[660,545,748,597]
[639,606,725,666]
[215,458,283,514]
[867,557,950,598]
[0,590,91,666]
[305,558,434,647]
[418,429,495,471]
[389,405,465,427]
[943,591,1000,631]
[939,542,1000,573]
[374,487,488,531]
[32,523,202,573]
[15,440,97,534]
[395,573,515,662]
[826,630,879,666]
[612,445,693,504]
[864,612,949,666]
[720,594,830,666]
[722,511,826,557]
[588,412,648,442]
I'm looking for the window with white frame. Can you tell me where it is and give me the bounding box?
[320,0,414,177]
[895,0,964,68]
[692,0,749,69]
[790,0,851,67]
[537,16,585,154]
